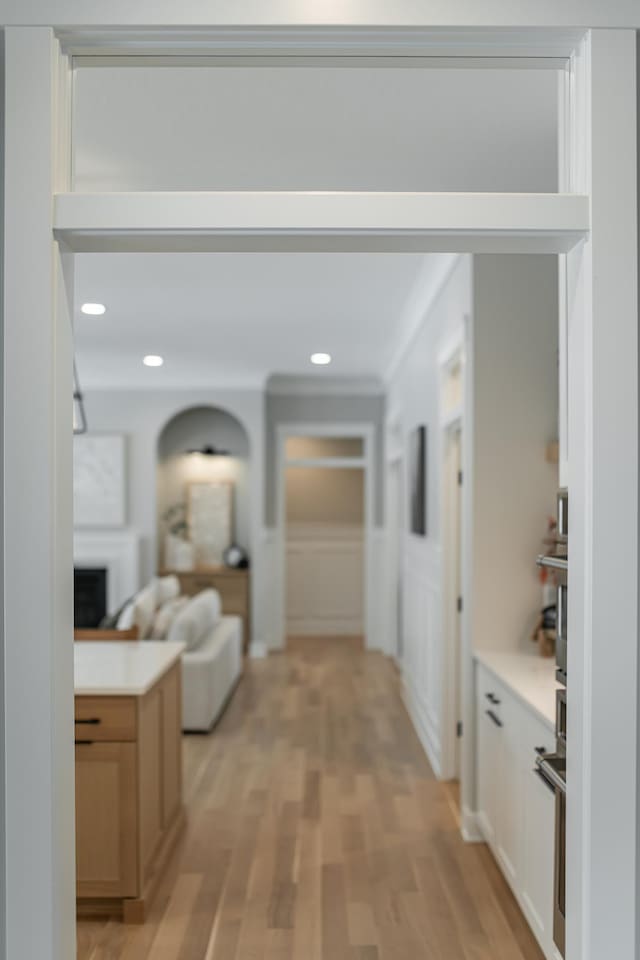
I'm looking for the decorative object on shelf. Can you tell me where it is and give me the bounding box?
[223,543,249,569]
[531,514,563,657]
[186,444,230,456]
[188,480,234,566]
[162,502,188,538]
[73,362,87,435]
[73,433,126,527]
[409,424,427,536]
[162,503,194,570]
[164,534,195,572]
[546,440,560,464]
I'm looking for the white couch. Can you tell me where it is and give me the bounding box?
[117,577,243,732]
[180,615,243,732]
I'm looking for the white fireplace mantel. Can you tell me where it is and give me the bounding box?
[74,529,141,614]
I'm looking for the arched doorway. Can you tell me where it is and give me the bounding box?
[156,405,251,648]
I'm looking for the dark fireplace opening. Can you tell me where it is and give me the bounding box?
[74,567,107,628]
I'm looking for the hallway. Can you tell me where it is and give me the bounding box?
[77,641,543,960]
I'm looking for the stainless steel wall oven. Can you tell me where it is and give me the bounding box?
[536,488,567,956]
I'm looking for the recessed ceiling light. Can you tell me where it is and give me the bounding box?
[311,352,332,366]
[143,355,164,367]
[81,302,106,316]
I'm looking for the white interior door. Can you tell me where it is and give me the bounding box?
[452,429,463,778]
[444,425,463,779]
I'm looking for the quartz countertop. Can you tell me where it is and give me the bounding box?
[74,641,185,697]
[474,649,560,730]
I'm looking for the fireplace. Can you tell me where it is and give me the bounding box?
[74,567,107,628]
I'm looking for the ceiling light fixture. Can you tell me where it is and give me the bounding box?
[81,303,106,316]
[311,352,332,366]
[143,354,164,367]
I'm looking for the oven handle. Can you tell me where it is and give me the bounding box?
[533,767,556,795]
[536,756,567,795]
[536,554,568,573]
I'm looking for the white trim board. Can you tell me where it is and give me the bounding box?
[0,9,633,31]
[53,191,589,255]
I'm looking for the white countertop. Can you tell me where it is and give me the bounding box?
[74,641,185,697]
[474,649,560,729]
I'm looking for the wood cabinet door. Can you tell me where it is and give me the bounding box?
[138,686,163,883]
[75,741,138,898]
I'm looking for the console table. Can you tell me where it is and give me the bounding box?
[74,641,185,923]
[161,566,250,653]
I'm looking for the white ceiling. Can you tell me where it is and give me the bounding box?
[72,63,558,390]
[74,252,453,389]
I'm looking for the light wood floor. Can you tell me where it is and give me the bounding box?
[77,638,543,960]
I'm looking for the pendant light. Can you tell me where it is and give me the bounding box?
[186,445,230,457]
[73,362,87,435]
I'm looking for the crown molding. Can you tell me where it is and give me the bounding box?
[384,253,464,385]
[266,374,384,397]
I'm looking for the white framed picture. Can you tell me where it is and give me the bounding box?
[73,434,126,527]
[187,481,234,566]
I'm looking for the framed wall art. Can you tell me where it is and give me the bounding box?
[187,480,234,566]
[73,434,126,528]
[409,425,427,537]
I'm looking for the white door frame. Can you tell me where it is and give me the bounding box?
[438,334,466,783]
[2,21,637,960]
[275,422,376,650]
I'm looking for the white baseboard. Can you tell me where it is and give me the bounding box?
[461,805,484,843]
[248,641,268,659]
[402,677,442,779]
[286,618,364,635]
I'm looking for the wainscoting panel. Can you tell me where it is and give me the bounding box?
[401,542,443,775]
[286,523,364,636]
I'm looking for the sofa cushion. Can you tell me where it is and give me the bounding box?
[167,589,222,651]
[152,595,189,640]
[132,581,159,639]
[116,600,135,631]
[155,574,180,605]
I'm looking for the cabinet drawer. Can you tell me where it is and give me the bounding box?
[477,663,505,724]
[75,697,137,742]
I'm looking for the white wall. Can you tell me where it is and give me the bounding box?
[78,387,268,654]
[387,255,473,775]
[387,253,559,778]
[471,255,559,655]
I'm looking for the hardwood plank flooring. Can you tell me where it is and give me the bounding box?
[77,638,543,960]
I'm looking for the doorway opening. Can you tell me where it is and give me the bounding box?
[285,438,365,645]
[277,426,375,651]
[16,26,635,960]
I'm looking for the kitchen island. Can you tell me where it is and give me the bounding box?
[74,641,185,923]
